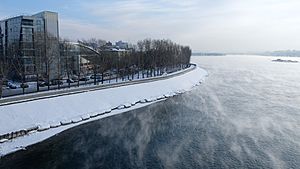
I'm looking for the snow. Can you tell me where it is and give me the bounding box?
[37,124,50,132]
[124,103,132,108]
[60,119,72,125]
[71,117,82,123]
[0,66,208,156]
[140,99,147,103]
[81,114,91,120]
[90,112,100,118]
[49,121,61,128]
[0,139,8,143]
[117,105,126,110]
[104,109,111,113]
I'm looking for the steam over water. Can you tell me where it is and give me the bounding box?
[1,55,300,169]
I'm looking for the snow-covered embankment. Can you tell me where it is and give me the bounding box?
[0,65,208,156]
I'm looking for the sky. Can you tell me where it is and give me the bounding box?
[0,0,300,53]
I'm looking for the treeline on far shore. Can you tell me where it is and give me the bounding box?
[192,52,226,56]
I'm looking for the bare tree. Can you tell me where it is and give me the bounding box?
[0,55,9,98]
[60,39,73,87]
[41,33,60,90]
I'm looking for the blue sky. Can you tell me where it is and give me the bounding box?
[1,0,300,52]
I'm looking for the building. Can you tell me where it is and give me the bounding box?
[0,11,59,81]
[59,42,82,77]
[60,42,102,77]
[0,26,3,58]
[115,40,128,49]
[32,11,60,80]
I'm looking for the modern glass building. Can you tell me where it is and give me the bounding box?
[0,11,59,81]
[0,26,3,58]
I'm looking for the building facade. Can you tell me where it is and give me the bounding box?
[0,11,59,81]
[115,40,128,49]
[0,26,3,58]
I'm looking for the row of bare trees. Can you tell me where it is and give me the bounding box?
[0,37,192,98]
[74,38,192,83]
[135,39,191,77]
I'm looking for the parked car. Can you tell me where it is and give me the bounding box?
[66,79,75,83]
[71,76,79,82]
[90,74,101,79]
[38,81,46,87]
[79,76,90,81]
[44,81,51,86]
[51,79,63,85]
[2,79,8,86]
[20,83,29,88]
[7,82,17,89]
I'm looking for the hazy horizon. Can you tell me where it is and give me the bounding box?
[1,0,300,53]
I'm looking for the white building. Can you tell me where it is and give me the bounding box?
[115,40,128,49]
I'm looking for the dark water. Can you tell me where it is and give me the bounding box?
[1,55,300,169]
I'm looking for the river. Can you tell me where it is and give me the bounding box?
[1,55,300,169]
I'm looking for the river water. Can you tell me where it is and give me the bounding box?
[1,55,300,169]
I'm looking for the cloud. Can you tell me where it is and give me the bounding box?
[61,0,209,45]
[60,0,300,52]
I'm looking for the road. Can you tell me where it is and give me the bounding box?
[0,65,195,106]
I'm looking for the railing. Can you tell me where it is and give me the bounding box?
[1,65,189,98]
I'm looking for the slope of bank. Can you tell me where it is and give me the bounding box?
[0,65,208,156]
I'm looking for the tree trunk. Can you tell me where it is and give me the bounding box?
[85,72,87,85]
[47,63,50,90]
[142,70,145,78]
[132,71,134,80]
[67,72,70,88]
[0,78,3,98]
[94,70,96,85]
[47,73,50,90]
[36,73,39,92]
[22,73,25,95]
[77,71,80,87]
[116,68,119,83]
[108,71,111,84]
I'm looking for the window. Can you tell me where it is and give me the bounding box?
[21,50,34,57]
[22,27,33,34]
[20,42,34,49]
[21,34,33,42]
[23,58,33,64]
[21,19,33,26]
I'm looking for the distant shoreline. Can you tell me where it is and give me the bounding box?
[193,50,300,57]
[192,53,226,56]
[272,58,299,63]
[192,53,300,57]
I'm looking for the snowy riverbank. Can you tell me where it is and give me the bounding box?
[0,65,208,156]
